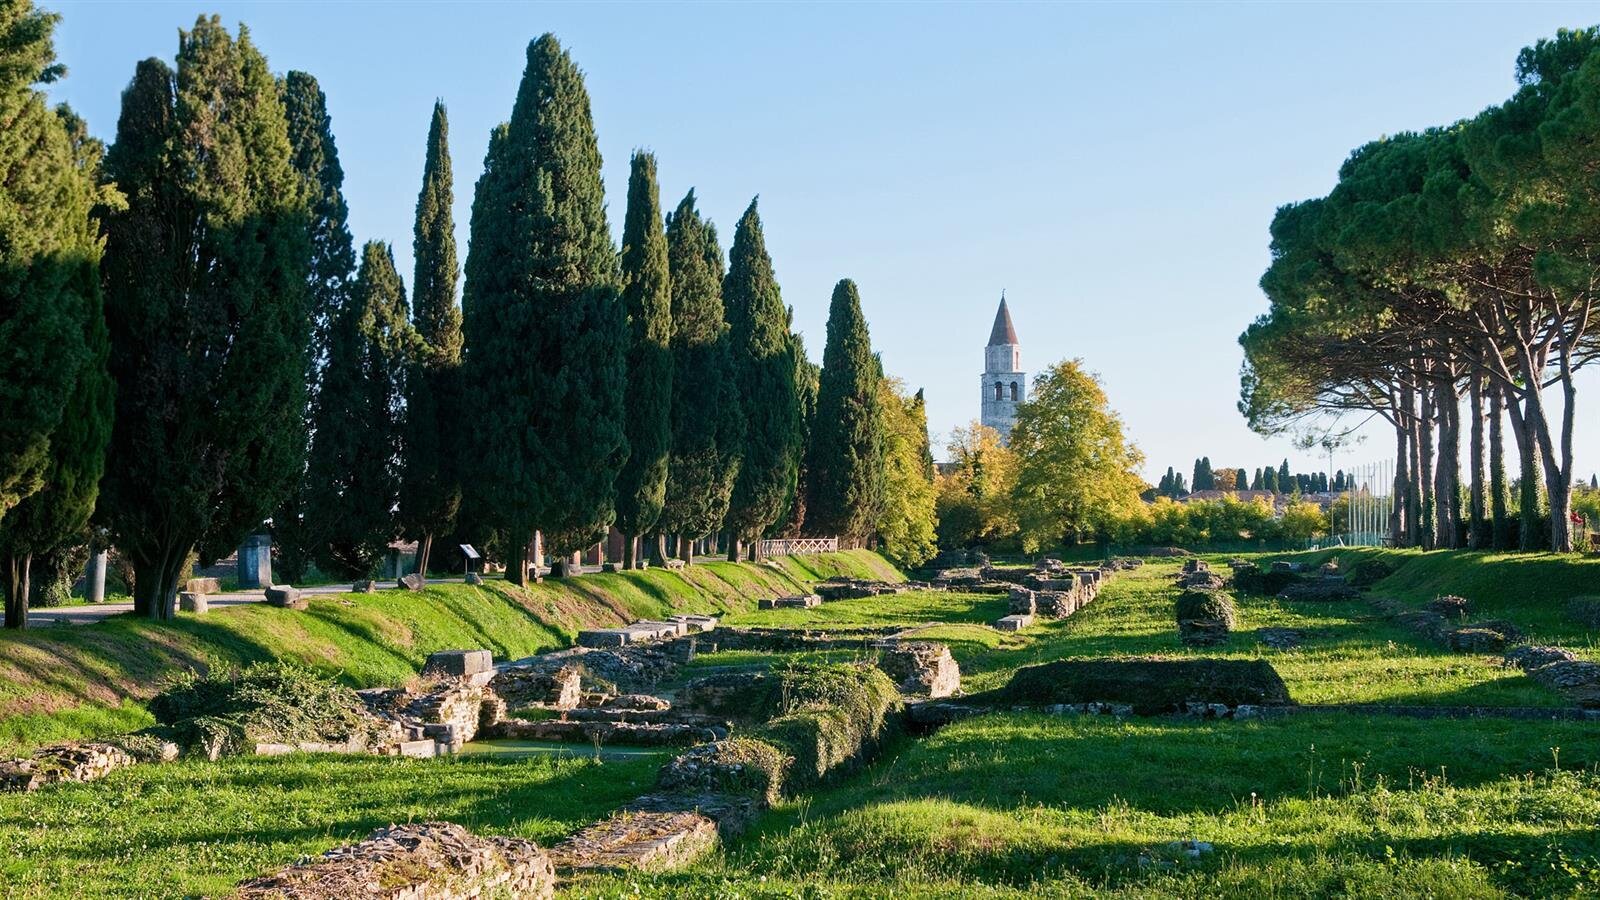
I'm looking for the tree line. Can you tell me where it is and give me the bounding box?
[0,8,937,627]
[1240,28,1600,554]
[1153,459,1350,498]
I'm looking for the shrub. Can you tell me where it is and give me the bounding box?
[999,657,1293,713]
[149,662,385,757]
[1345,558,1399,589]
[1566,596,1600,629]
[1175,590,1239,647]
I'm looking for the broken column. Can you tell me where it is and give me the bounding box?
[237,533,272,590]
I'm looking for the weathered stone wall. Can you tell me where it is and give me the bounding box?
[235,822,556,899]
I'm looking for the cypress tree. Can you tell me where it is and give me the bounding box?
[0,50,113,627]
[805,279,885,543]
[658,191,741,562]
[99,18,310,619]
[723,198,801,561]
[273,69,356,583]
[1251,468,1264,491]
[612,151,674,569]
[0,3,107,528]
[304,242,414,578]
[461,34,623,582]
[1263,465,1278,493]
[1279,459,1292,488]
[399,100,463,582]
[777,334,820,537]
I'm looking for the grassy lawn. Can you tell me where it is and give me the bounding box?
[0,749,664,898]
[0,550,898,756]
[575,712,1600,898]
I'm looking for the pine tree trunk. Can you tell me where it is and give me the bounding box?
[1418,380,1436,550]
[624,534,638,570]
[679,536,693,566]
[530,532,544,582]
[1490,382,1512,550]
[3,554,30,630]
[1434,381,1460,549]
[1391,414,1409,547]
[1469,377,1487,550]
[649,533,667,567]
[727,536,742,563]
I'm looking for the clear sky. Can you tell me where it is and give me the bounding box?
[41,1,1600,481]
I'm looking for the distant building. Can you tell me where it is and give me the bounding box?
[980,294,1025,441]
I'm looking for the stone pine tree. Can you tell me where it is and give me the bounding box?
[805,279,886,544]
[399,100,463,583]
[304,242,415,578]
[274,69,357,582]
[461,34,624,582]
[99,18,311,620]
[723,199,802,561]
[0,17,115,627]
[659,191,742,563]
[0,2,110,530]
[612,151,674,570]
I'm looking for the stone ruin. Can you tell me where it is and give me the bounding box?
[815,579,915,601]
[236,822,556,900]
[1505,646,1600,707]
[991,559,1119,630]
[873,640,961,698]
[0,741,166,793]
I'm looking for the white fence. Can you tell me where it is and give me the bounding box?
[757,537,839,556]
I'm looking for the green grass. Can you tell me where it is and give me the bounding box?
[0,749,663,898]
[0,550,899,756]
[576,712,1600,898]
[711,562,1564,705]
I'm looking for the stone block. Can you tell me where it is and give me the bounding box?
[602,562,624,573]
[178,592,208,614]
[635,619,688,637]
[399,572,425,591]
[876,641,961,698]
[351,579,377,594]
[185,577,220,595]
[577,628,633,648]
[264,585,305,610]
[758,594,820,610]
[424,649,494,678]
[994,614,1033,632]
[669,614,718,633]
[397,739,439,759]
[465,571,485,585]
[664,558,687,570]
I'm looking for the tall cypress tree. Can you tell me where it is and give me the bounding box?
[612,151,673,569]
[805,279,885,543]
[274,69,356,583]
[0,58,114,627]
[399,100,462,582]
[304,242,414,578]
[723,198,802,561]
[659,190,741,562]
[777,334,820,537]
[100,18,311,619]
[461,34,623,582]
[0,2,107,529]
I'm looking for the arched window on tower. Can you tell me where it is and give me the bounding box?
[994,382,1003,401]
[1010,382,1020,401]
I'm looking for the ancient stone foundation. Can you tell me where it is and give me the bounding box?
[235,822,556,900]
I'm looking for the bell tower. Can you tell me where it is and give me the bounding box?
[980,293,1024,441]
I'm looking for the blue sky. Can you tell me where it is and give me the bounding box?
[42,1,1600,479]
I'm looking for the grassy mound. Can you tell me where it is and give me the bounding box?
[998,657,1292,712]
[0,551,899,755]
[148,663,383,758]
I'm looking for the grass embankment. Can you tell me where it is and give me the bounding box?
[0,550,900,755]
[1282,547,1600,651]
[0,750,664,898]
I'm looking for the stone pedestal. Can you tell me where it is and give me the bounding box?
[179,592,209,614]
[84,551,107,604]
[237,533,272,590]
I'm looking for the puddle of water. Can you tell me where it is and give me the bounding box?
[459,739,670,761]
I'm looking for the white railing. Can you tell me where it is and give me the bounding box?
[758,537,839,556]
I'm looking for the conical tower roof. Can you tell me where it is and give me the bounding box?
[987,294,1018,347]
